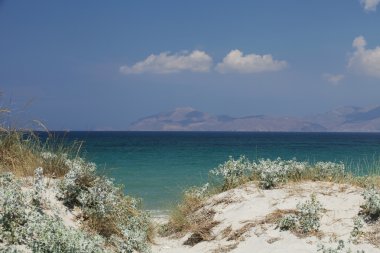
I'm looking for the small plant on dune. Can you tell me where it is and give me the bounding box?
[360,186,380,221]
[277,214,298,231]
[297,194,323,233]
[317,240,365,253]
[32,167,44,208]
[210,156,252,191]
[350,216,364,244]
[277,194,323,234]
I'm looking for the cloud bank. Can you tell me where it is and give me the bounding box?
[360,0,380,11]
[348,36,380,78]
[120,50,212,74]
[215,49,287,73]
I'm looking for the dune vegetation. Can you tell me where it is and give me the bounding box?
[0,107,153,252]
[160,156,380,252]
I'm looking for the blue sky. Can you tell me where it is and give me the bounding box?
[1,0,380,130]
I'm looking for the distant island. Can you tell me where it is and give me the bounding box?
[128,105,380,132]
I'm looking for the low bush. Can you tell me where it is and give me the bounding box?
[210,156,251,191]
[252,158,308,189]
[360,187,380,221]
[57,156,152,253]
[313,162,346,181]
[277,194,323,234]
[0,172,107,252]
[277,214,298,231]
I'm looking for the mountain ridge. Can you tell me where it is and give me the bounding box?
[128,106,380,132]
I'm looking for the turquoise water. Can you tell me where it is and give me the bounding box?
[46,132,380,211]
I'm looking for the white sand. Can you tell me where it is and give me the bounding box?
[152,181,380,253]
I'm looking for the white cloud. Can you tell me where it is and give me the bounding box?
[120,50,212,74]
[215,49,287,74]
[323,73,344,85]
[360,0,380,11]
[348,36,380,78]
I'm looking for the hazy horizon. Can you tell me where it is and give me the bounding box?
[1,1,380,130]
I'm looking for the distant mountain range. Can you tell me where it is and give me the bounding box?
[128,106,380,132]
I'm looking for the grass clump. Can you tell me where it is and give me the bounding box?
[0,129,80,178]
[161,183,210,236]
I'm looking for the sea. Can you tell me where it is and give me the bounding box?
[43,131,380,212]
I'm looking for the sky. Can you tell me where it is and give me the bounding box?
[1,0,380,130]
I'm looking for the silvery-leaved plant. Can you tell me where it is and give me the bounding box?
[57,156,152,253]
[117,214,152,253]
[33,167,44,208]
[252,158,308,189]
[277,194,323,234]
[317,240,365,253]
[350,216,364,243]
[0,245,25,253]
[184,183,210,199]
[22,210,106,253]
[77,177,119,216]
[361,187,380,220]
[210,156,252,190]
[277,214,298,231]
[0,173,27,243]
[0,172,108,252]
[40,151,59,160]
[297,194,322,233]
[57,157,97,207]
[314,161,345,181]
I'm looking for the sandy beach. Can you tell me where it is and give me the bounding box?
[153,181,380,253]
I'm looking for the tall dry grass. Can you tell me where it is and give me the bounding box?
[0,105,82,177]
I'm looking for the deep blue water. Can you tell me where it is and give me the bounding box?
[41,132,380,211]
